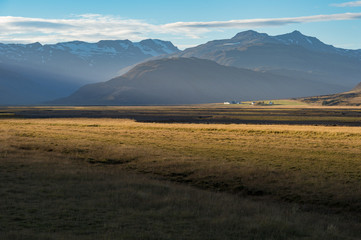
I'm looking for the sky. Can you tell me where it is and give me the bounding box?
[1,0,361,49]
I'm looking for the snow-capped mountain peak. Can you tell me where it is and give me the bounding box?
[0,39,179,61]
[272,30,342,54]
[275,31,317,45]
[0,38,180,86]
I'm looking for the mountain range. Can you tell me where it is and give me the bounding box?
[173,30,361,89]
[177,30,361,60]
[0,39,179,104]
[52,57,344,105]
[2,30,361,105]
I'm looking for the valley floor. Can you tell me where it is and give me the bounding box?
[1,103,361,126]
[0,105,361,239]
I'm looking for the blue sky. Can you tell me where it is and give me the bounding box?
[1,0,361,49]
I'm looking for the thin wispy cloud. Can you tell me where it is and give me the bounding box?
[164,13,361,29]
[1,12,361,43]
[0,15,157,43]
[11,21,72,29]
[332,1,361,7]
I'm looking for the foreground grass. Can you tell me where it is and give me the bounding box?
[1,150,360,239]
[1,118,361,238]
[1,118,361,210]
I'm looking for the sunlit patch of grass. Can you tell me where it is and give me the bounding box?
[0,112,15,117]
[242,99,308,106]
[1,118,360,214]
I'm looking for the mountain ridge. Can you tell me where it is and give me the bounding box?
[2,30,361,105]
[0,38,179,83]
[52,57,344,106]
[173,30,361,90]
[181,30,361,58]
[0,38,180,105]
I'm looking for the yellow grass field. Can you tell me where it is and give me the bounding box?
[1,118,360,210]
[1,116,361,239]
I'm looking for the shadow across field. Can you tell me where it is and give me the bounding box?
[2,150,360,239]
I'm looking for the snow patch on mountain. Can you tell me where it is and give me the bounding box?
[152,39,177,54]
[118,42,130,50]
[134,42,159,56]
[56,42,117,57]
[180,30,361,60]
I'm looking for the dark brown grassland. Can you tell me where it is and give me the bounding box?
[0,104,361,239]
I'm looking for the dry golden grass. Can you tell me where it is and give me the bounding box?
[1,118,360,214]
[0,155,358,239]
[1,128,361,239]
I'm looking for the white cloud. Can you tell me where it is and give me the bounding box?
[0,15,158,43]
[332,1,361,7]
[0,13,361,43]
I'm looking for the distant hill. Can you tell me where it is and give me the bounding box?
[298,82,361,106]
[0,39,179,105]
[174,30,361,89]
[52,57,343,105]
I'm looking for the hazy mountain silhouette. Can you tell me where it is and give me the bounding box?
[0,63,83,105]
[52,58,343,105]
[0,39,179,105]
[0,39,178,82]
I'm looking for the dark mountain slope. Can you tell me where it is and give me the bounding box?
[174,30,361,89]
[53,58,343,105]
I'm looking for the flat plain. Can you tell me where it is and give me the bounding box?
[2,103,361,125]
[1,104,361,239]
